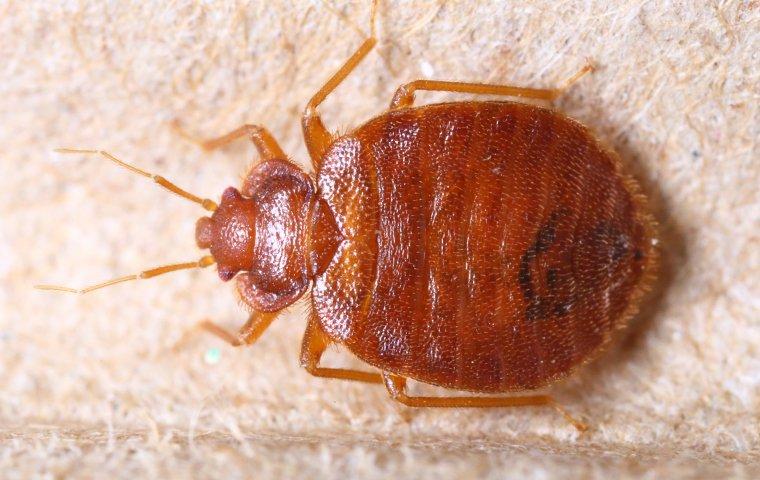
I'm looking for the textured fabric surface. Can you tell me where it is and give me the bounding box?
[1,1,758,478]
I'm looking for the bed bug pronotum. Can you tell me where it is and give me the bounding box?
[38,2,657,431]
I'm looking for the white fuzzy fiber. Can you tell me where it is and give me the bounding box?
[1,1,758,478]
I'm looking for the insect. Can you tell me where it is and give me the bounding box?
[38,4,657,431]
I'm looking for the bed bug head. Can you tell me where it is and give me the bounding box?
[35,149,322,316]
[195,186,256,282]
[194,159,315,311]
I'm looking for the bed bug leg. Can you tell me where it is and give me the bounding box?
[173,310,280,351]
[300,316,383,384]
[172,121,286,160]
[302,0,378,169]
[382,373,588,432]
[390,63,595,109]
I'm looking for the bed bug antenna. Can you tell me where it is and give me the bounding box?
[35,148,219,294]
[53,148,218,212]
[35,256,216,294]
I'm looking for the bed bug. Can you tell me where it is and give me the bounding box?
[38,3,657,431]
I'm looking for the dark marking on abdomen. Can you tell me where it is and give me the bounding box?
[518,210,565,321]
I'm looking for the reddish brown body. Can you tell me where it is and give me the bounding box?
[193,99,655,395]
[42,8,657,429]
[312,102,655,392]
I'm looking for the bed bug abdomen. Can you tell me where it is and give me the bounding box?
[312,101,656,392]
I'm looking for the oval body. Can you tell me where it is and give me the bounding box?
[311,101,656,393]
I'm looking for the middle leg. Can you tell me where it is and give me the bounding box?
[301,0,378,169]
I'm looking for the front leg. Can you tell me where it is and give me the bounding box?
[300,314,383,384]
[172,121,286,160]
[177,310,281,350]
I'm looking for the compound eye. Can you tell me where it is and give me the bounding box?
[195,216,214,249]
[218,266,236,282]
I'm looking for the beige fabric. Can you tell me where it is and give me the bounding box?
[1,1,758,477]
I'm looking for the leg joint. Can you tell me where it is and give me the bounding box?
[390,84,415,109]
[302,359,318,375]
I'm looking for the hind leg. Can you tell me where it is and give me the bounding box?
[390,64,594,109]
[382,373,588,432]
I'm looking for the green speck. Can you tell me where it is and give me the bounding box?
[204,347,221,365]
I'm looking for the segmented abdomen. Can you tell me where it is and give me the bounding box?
[313,102,654,392]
